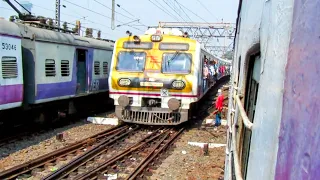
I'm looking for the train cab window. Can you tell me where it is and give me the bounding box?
[61,60,70,77]
[116,51,146,72]
[45,59,56,77]
[94,61,100,75]
[162,53,191,74]
[1,56,18,79]
[103,62,108,75]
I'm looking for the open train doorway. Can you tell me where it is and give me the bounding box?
[241,52,261,178]
[76,49,87,94]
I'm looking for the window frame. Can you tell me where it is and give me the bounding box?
[161,52,192,74]
[159,43,190,51]
[102,62,108,75]
[1,56,18,79]
[60,60,70,77]
[94,61,100,75]
[123,41,153,50]
[116,51,147,73]
[45,59,56,77]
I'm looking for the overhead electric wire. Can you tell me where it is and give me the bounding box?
[156,0,179,20]
[63,0,112,20]
[147,0,180,21]
[195,0,220,21]
[33,4,81,19]
[175,0,209,23]
[93,0,132,21]
[173,0,193,22]
[33,3,118,37]
[0,6,15,12]
[162,0,187,22]
[116,4,135,18]
[32,3,115,32]
[115,3,147,27]
[93,0,147,28]
[63,0,143,32]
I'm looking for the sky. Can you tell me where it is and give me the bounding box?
[0,0,238,41]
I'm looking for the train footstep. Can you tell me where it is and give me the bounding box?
[87,117,119,125]
[205,119,227,126]
[188,142,226,148]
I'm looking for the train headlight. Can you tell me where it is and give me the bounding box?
[168,98,180,111]
[172,80,185,89]
[118,95,130,107]
[133,35,141,43]
[151,35,162,42]
[118,78,131,86]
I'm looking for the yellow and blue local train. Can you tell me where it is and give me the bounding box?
[108,28,228,125]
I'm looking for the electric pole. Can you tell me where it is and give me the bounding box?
[55,0,60,29]
[111,0,115,30]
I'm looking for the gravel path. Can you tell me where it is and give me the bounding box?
[151,85,229,180]
[151,126,227,180]
[0,120,113,172]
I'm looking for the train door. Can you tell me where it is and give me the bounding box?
[76,49,87,94]
[241,53,261,178]
[201,54,207,93]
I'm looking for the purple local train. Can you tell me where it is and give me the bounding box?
[225,0,320,179]
[0,19,114,123]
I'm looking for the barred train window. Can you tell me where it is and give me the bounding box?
[94,61,100,75]
[61,60,70,77]
[1,56,18,79]
[103,62,108,75]
[45,59,56,77]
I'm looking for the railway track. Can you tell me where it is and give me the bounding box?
[0,78,229,179]
[0,124,130,179]
[44,128,183,180]
[0,110,115,149]
[0,124,184,180]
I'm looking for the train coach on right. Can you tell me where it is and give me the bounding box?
[224,0,320,180]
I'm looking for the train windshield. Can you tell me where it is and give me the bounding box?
[116,51,146,72]
[162,53,191,74]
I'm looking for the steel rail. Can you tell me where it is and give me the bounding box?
[43,125,139,180]
[67,128,166,180]
[76,129,171,180]
[0,124,127,179]
[127,128,184,180]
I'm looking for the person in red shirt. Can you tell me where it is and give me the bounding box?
[213,89,224,126]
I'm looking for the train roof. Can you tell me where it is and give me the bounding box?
[0,19,114,50]
[0,19,22,37]
[20,24,114,50]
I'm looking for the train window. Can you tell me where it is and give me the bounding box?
[94,61,100,75]
[1,56,18,79]
[103,62,108,75]
[123,42,153,50]
[61,60,70,77]
[116,51,146,72]
[159,43,189,51]
[241,53,261,178]
[162,53,192,74]
[45,59,56,77]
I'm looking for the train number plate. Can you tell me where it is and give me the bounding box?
[160,89,169,97]
[140,82,163,87]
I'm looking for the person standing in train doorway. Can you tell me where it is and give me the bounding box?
[213,89,224,127]
[203,58,209,92]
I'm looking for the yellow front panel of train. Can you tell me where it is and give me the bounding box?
[111,34,197,93]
